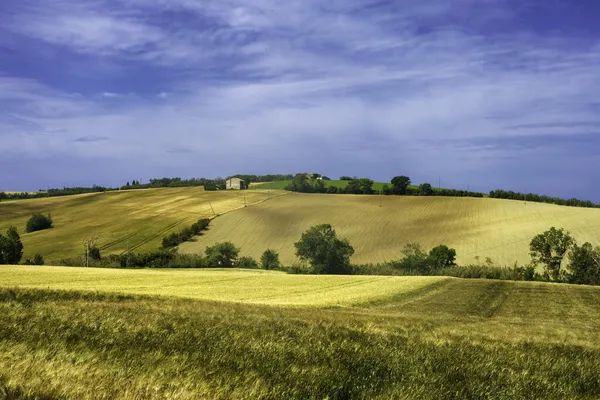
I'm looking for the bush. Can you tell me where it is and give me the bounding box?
[89,246,101,261]
[261,249,281,270]
[294,224,354,274]
[236,256,258,268]
[26,213,53,233]
[24,253,45,266]
[205,242,240,268]
[162,219,211,248]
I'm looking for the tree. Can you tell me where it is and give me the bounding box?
[428,245,457,268]
[294,224,354,274]
[418,183,434,196]
[398,242,429,273]
[0,227,23,265]
[261,249,281,270]
[345,179,362,194]
[529,227,574,281]
[24,253,45,265]
[205,242,240,268]
[89,245,101,261]
[358,178,374,194]
[568,242,600,285]
[0,192,6,202]
[26,213,53,233]
[391,176,411,195]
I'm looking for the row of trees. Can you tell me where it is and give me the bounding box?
[162,219,211,248]
[529,227,600,285]
[489,190,599,208]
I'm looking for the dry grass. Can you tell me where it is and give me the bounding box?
[0,265,444,307]
[0,188,284,261]
[179,193,600,266]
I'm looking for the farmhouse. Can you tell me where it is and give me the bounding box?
[226,177,246,190]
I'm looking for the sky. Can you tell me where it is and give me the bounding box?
[1,0,599,200]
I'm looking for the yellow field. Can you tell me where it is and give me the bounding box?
[0,266,444,306]
[179,193,600,266]
[0,188,283,261]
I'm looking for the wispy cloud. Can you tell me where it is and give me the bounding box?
[1,0,600,199]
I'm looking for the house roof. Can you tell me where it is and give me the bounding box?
[228,177,244,182]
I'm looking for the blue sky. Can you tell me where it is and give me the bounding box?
[1,0,600,200]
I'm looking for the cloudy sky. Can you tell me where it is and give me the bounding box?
[1,0,599,199]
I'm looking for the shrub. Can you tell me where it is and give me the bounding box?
[236,256,258,268]
[396,242,430,273]
[26,213,53,233]
[24,253,45,266]
[261,249,281,270]
[294,224,354,274]
[205,242,240,268]
[89,246,101,261]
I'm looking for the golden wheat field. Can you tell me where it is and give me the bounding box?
[0,266,443,307]
[179,193,600,266]
[0,188,282,261]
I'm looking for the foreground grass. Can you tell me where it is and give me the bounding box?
[1,276,600,399]
[180,193,600,266]
[0,187,284,261]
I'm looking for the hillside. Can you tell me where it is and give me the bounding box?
[180,192,600,266]
[0,187,281,261]
[1,268,600,398]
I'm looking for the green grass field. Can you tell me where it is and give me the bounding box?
[180,192,600,266]
[0,188,284,262]
[1,267,600,398]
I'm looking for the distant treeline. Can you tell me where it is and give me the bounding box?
[489,189,599,208]
[284,174,485,198]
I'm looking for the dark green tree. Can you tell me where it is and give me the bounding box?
[398,242,429,273]
[530,227,574,281]
[261,249,281,270]
[568,242,600,285]
[0,227,24,265]
[205,242,240,268]
[345,179,362,194]
[358,178,374,194]
[418,183,434,196]
[294,224,354,274]
[428,245,457,268]
[89,245,101,261]
[236,256,258,268]
[391,176,411,195]
[26,213,53,233]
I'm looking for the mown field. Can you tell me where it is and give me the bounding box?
[180,193,600,266]
[0,188,283,262]
[1,267,599,399]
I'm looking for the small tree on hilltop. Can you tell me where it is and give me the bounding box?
[418,183,434,196]
[261,249,281,270]
[529,227,574,281]
[205,242,240,268]
[391,176,411,195]
[294,224,354,274]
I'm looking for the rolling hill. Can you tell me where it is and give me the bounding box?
[0,187,280,261]
[179,192,600,266]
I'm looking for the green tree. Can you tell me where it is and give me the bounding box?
[294,224,354,274]
[0,192,6,202]
[428,245,457,268]
[205,242,240,268]
[261,249,281,270]
[345,179,362,194]
[418,183,434,196]
[529,227,574,281]
[26,213,53,233]
[391,176,411,195]
[568,242,600,285]
[0,227,24,265]
[358,178,374,194]
[398,242,429,273]
[89,245,101,261]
